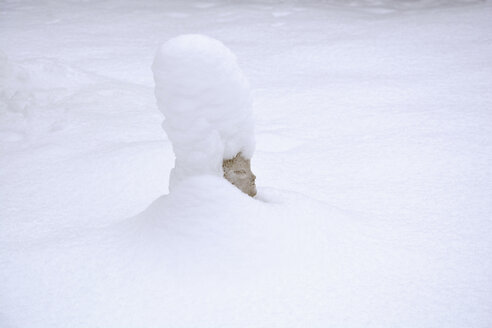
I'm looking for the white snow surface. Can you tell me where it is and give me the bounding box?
[1,0,492,327]
[153,34,255,189]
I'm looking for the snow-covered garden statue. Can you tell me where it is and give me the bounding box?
[152,34,257,197]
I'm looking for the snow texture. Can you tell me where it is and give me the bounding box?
[1,0,492,327]
[153,34,255,190]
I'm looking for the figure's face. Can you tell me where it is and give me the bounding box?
[227,168,257,197]
[223,154,257,197]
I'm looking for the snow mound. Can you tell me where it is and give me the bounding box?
[0,175,359,327]
[152,34,255,190]
[0,52,95,143]
[0,53,93,115]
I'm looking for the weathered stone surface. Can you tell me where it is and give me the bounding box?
[222,153,257,197]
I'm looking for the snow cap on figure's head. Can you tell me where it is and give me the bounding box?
[153,35,242,98]
[152,34,255,190]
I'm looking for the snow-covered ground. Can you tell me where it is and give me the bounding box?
[1,0,491,327]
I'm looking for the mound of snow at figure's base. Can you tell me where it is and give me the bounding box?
[116,175,348,280]
[0,176,477,327]
[0,176,359,327]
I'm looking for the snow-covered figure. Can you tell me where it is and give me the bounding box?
[152,34,256,197]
